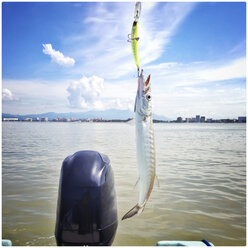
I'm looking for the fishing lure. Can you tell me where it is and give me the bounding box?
[128,2,141,75]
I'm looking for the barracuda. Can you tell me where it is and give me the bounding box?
[122,70,156,220]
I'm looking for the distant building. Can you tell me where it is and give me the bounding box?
[176,117,183,123]
[41,117,48,122]
[207,118,213,123]
[238,116,246,123]
[33,117,39,121]
[24,118,32,122]
[200,116,206,122]
[196,115,200,122]
[185,118,191,123]
[3,118,18,121]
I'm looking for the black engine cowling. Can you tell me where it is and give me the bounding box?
[55,150,118,246]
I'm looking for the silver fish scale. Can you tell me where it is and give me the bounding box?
[140,115,156,203]
[145,117,155,165]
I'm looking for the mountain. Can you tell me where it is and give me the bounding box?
[153,113,170,121]
[2,109,170,121]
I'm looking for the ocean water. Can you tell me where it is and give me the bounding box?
[2,122,246,246]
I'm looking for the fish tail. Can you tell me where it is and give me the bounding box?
[121,204,144,220]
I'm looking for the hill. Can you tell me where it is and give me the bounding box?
[2,109,170,121]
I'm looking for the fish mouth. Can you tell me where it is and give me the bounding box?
[134,71,151,113]
[137,70,151,94]
[144,74,151,87]
[134,71,143,112]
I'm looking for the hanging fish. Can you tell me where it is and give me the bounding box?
[128,2,141,75]
[122,70,156,220]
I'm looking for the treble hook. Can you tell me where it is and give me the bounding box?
[127,34,139,43]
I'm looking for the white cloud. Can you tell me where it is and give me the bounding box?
[197,57,246,83]
[2,79,69,114]
[104,97,134,111]
[66,75,135,111]
[2,77,135,114]
[146,57,246,119]
[66,2,195,79]
[67,76,104,110]
[153,84,246,119]
[3,79,68,99]
[42,44,75,67]
[2,88,15,101]
[139,2,195,66]
[2,63,245,119]
[145,56,246,87]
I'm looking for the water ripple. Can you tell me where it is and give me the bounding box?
[2,122,246,246]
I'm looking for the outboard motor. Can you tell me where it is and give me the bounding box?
[55,151,118,246]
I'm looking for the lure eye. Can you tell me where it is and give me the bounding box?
[146,94,151,101]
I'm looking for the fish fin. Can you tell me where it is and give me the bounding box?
[133,177,140,190]
[155,174,160,188]
[121,204,144,220]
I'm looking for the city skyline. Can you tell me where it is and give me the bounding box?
[2,2,246,119]
[2,110,245,123]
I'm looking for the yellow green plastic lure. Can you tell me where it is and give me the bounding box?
[128,2,141,74]
[131,20,139,69]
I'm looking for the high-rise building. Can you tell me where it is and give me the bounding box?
[41,117,48,122]
[176,117,183,123]
[24,118,32,122]
[238,116,246,123]
[196,115,200,122]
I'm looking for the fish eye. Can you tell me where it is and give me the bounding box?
[146,94,151,101]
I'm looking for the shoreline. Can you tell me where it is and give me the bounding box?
[2,119,246,124]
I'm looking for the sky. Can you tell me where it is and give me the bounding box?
[2,2,246,119]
